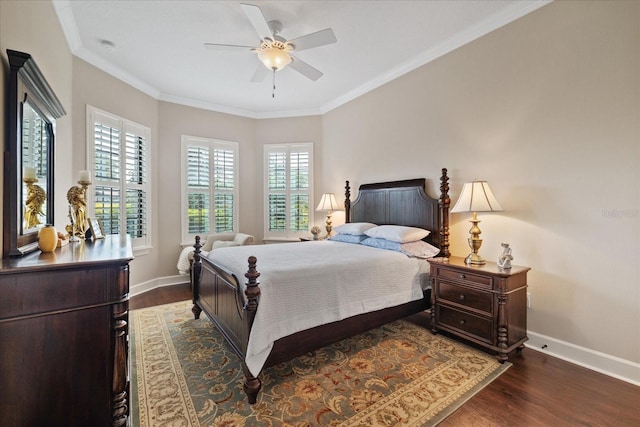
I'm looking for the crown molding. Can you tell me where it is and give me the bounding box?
[158,93,322,119]
[54,0,551,119]
[320,0,552,114]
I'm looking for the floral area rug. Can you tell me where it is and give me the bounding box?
[131,301,510,426]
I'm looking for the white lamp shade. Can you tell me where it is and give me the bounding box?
[451,181,503,213]
[316,193,340,212]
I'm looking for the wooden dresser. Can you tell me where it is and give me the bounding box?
[428,256,530,362]
[0,236,133,426]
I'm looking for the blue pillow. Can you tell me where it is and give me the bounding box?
[361,237,440,258]
[328,234,368,244]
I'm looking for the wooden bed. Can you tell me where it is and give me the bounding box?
[191,168,451,403]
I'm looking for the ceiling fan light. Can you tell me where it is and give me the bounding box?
[258,46,292,71]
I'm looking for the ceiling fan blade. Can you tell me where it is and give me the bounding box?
[240,3,273,41]
[204,43,254,51]
[289,56,323,81]
[250,63,269,82]
[288,28,337,52]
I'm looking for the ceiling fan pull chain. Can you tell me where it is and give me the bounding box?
[272,68,276,98]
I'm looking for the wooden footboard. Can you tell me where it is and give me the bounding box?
[192,236,250,356]
[192,238,264,402]
[192,244,430,404]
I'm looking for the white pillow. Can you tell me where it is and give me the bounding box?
[213,240,240,249]
[333,222,377,235]
[364,225,430,243]
[361,237,440,259]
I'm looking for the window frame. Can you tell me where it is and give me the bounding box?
[86,105,152,254]
[180,135,239,245]
[263,142,314,241]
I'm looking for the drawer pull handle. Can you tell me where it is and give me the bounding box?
[459,319,466,325]
[459,294,465,300]
[459,274,466,279]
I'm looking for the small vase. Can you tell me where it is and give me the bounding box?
[38,224,58,253]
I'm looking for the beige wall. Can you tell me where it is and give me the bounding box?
[156,101,257,278]
[155,104,323,278]
[254,116,325,229]
[323,0,639,365]
[2,0,638,377]
[72,58,159,285]
[0,0,74,246]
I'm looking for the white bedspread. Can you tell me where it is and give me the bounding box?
[207,240,430,376]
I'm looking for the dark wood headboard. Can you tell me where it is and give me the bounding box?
[344,168,450,257]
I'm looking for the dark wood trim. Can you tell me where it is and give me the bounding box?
[3,50,66,258]
[0,236,133,426]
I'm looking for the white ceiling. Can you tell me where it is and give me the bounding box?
[53,0,549,119]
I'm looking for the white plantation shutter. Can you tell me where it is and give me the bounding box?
[22,111,50,219]
[267,151,287,232]
[125,131,147,239]
[94,123,120,182]
[87,106,151,250]
[187,145,210,235]
[289,149,310,232]
[264,143,313,240]
[181,136,238,243]
[213,148,235,232]
[22,113,48,178]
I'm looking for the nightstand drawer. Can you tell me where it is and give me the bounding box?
[437,267,493,289]
[438,282,492,315]
[437,305,493,344]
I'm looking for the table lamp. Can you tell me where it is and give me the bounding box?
[451,181,503,265]
[316,193,340,237]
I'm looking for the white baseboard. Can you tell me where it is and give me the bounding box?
[130,274,189,298]
[526,330,640,386]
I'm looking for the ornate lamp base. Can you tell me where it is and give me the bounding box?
[464,213,486,265]
[465,251,486,265]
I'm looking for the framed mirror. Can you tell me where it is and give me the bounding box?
[3,50,65,257]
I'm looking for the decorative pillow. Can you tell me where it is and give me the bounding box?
[213,240,240,249]
[328,234,368,244]
[333,222,377,235]
[364,225,430,243]
[361,237,440,259]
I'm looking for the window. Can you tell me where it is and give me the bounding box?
[264,143,313,240]
[87,106,151,251]
[181,135,239,243]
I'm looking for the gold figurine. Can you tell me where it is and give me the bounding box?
[67,179,91,238]
[24,176,46,229]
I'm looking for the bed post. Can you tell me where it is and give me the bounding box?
[345,180,351,223]
[439,168,451,259]
[191,236,203,319]
[242,256,262,404]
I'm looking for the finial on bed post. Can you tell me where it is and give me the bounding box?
[244,256,261,327]
[191,236,203,319]
[345,180,351,223]
[439,168,451,258]
[243,256,262,404]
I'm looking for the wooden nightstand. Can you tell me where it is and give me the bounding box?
[428,256,530,362]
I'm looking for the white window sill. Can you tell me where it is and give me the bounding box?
[133,245,152,257]
[262,238,300,244]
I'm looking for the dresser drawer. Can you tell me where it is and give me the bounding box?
[437,305,494,344]
[438,282,493,315]
[437,267,493,289]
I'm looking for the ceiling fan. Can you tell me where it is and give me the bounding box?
[204,3,337,95]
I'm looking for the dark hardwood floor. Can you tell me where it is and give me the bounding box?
[130,285,640,426]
